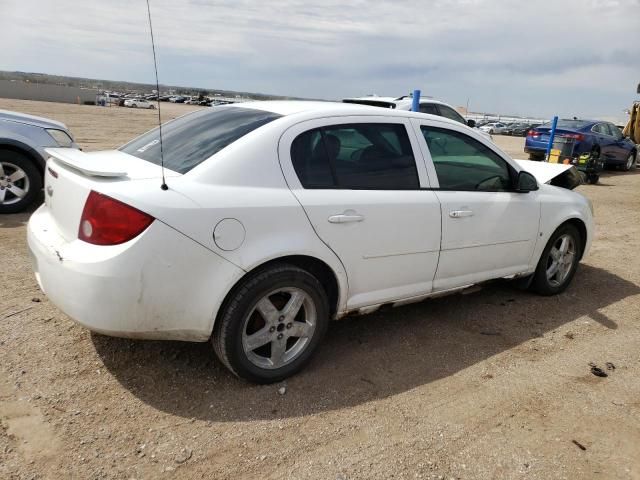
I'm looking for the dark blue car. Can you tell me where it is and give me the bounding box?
[525,119,637,171]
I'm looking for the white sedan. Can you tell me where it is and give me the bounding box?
[124,98,155,109]
[479,122,507,134]
[28,102,593,383]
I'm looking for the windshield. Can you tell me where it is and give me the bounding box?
[120,107,281,174]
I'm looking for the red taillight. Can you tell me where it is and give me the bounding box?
[560,133,584,141]
[78,191,154,245]
[527,130,539,137]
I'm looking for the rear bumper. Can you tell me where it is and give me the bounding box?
[28,205,243,341]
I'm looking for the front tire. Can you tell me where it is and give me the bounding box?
[622,152,636,172]
[212,264,329,383]
[530,224,582,295]
[0,150,42,214]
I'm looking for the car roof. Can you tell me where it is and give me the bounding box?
[234,100,376,116]
[231,100,464,128]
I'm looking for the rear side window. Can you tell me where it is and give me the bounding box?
[120,107,281,174]
[419,104,439,115]
[291,123,419,190]
[592,123,608,135]
[437,105,466,125]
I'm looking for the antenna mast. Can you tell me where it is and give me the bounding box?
[145,0,168,190]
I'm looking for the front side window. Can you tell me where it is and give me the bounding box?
[120,107,281,174]
[291,123,419,190]
[421,126,513,191]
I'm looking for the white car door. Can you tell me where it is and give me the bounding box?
[279,116,442,309]
[411,119,540,291]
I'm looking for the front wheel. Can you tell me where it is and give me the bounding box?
[530,224,582,295]
[0,150,42,214]
[622,152,636,172]
[212,264,329,383]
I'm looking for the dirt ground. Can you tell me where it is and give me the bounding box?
[1,98,639,480]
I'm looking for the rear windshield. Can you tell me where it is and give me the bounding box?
[540,119,591,129]
[120,107,281,174]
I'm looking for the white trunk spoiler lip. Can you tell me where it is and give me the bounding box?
[514,159,573,184]
[44,148,181,180]
[45,148,128,177]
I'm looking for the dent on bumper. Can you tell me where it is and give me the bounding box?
[28,206,243,341]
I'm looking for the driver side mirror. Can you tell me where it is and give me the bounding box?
[467,119,476,128]
[516,171,538,192]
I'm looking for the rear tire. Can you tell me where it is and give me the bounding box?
[530,224,582,296]
[528,153,544,161]
[0,149,42,214]
[212,264,329,384]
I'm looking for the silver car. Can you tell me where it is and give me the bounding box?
[0,110,78,213]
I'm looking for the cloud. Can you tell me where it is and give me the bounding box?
[1,0,639,120]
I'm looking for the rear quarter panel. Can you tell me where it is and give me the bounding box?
[103,125,350,317]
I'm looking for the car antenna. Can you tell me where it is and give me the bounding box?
[145,0,168,191]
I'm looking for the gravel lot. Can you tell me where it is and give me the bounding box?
[1,99,639,480]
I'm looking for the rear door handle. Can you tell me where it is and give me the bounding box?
[328,211,365,223]
[449,210,474,218]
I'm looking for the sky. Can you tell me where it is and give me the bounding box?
[1,0,639,121]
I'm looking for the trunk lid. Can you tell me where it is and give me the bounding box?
[529,127,577,143]
[43,148,176,242]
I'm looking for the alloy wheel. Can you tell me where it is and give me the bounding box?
[545,234,576,287]
[0,161,30,206]
[626,154,635,170]
[241,288,317,370]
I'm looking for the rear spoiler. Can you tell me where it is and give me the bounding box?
[45,148,128,178]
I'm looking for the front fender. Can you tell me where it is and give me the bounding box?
[0,136,48,169]
[530,185,593,268]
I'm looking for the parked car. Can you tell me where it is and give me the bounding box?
[525,119,638,170]
[169,96,186,103]
[29,102,592,383]
[124,98,155,109]
[479,122,507,134]
[342,95,493,141]
[502,123,525,136]
[512,123,539,137]
[0,109,79,213]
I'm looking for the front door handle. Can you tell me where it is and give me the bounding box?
[328,210,365,223]
[449,210,474,218]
